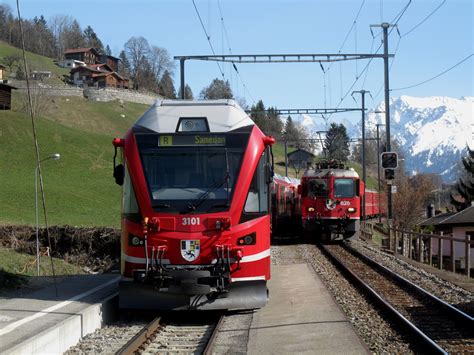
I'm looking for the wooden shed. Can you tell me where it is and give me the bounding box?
[288,148,315,168]
[0,83,17,110]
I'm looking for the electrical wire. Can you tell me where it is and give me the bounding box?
[217,0,255,104]
[402,0,445,38]
[192,0,225,78]
[373,0,447,99]
[391,53,473,91]
[15,0,58,296]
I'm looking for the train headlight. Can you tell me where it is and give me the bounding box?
[347,207,356,213]
[129,234,143,246]
[307,207,315,212]
[237,233,256,246]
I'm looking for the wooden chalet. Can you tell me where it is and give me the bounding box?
[0,64,16,110]
[100,54,120,72]
[0,64,6,83]
[0,83,17,110]
[70,64,128,89]
[288,149,315,168]
[64,47,101,65]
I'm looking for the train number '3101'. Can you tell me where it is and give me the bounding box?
[182,217,201,226]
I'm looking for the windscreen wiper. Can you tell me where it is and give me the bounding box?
[153,203,171,209]
[186,173,230,213]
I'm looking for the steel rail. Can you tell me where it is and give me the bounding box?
[203,314,225,355]
[116,316,162,355]
[343,243,474,326]
[318,242,447,354]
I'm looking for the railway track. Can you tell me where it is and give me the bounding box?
[116,312,224,354]
[319,242,474,354]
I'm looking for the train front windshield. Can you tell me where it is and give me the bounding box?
[306,178,328,198]
[334,178,355,198]
[136,133,248,213]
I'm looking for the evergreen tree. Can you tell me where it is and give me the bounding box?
[105,44,112,55]
[249,100,266,130]
[118,50,131,76]
[450,146,474,211]
[184,84,194,100]
[200,78,233,99]
[158,70,176,98]
[63,19,85,49]
[324,123,350,161]
[83,25,103,50]
[284,116,300,143]
[248,101,283,138]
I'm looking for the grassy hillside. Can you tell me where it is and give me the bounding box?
[0,41,69,84]
[1,94,148,227]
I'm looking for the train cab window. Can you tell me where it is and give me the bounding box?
[307,178,328,198]
[244,151,269,213]
[334,178,355,198]
[122,164,140,220]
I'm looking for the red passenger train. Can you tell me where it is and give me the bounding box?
[271,174,301,234]
[112,99,275,310]
[299,159,383,241]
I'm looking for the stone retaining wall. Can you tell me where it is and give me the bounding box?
[11,80,161,105]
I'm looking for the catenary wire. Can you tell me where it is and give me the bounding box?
[372,0,447,100]
[391,54,473,91]
[192,0,225,78]
[402,0,446,38]
[216,0,255,104]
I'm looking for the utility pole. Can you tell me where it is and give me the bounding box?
[376,123,385,222]
[371,22,396,221]
[352,90,370,220]
[180,58,185,99]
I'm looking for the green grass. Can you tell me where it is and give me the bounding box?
[0,95,149,227]
[0,40,69,84]
[0,247,84,277]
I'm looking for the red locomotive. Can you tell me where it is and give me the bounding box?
[299,159,382,241]
[112,99,275,310]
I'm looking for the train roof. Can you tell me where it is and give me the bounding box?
[133,99,255,133]
[303,168,360,179]
[274,174,300,187]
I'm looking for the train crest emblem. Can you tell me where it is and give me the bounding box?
[181,240,200,261]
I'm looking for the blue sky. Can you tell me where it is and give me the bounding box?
[3,0,473,123]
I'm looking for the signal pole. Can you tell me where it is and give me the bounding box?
[376,123,385,222]
[371,22,396,220]
[352,90,370,220]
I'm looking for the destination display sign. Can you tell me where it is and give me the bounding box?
[158,135,226,147]
[135,132,249,151]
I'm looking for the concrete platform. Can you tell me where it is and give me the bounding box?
[247,264,368,354]
[0,274,119,354]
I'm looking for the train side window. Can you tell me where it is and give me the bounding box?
[123,164,140,221]
[244,151,269,213]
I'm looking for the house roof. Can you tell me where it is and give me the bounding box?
[419,212,456,227]
[102,54,120,61]
[287,148,315,158]
[71,65,125,81]
[0,83,17,90]
[64,47,101,55]
[438,205,474,226]
[71,64,113,74]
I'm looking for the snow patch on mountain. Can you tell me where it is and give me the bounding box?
[292,96,473,182]
[367,96,473,182]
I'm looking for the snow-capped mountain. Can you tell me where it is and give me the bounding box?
[297,96,473,182]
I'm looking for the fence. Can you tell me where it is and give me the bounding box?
[361,222,472,278]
